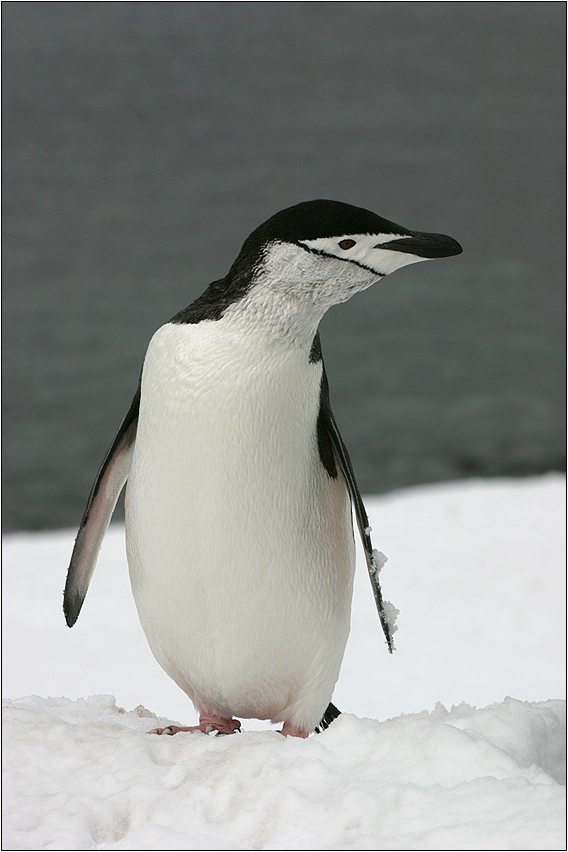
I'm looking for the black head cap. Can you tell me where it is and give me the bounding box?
[243,199,411,248]
[227,200,412,283]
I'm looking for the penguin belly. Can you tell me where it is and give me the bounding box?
[125,322,355,732]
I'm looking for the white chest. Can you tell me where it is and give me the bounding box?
[132,320,324,498]
[126,319,352,589]
[124,320,355,727]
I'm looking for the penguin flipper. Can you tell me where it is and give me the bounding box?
[319,370,396,653]
[63,386,140,627]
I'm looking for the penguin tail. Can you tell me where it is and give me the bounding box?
[315,702,341,733]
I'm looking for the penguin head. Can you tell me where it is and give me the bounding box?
[243,199,461,273]
[184,200,462,339]
[293,201,463,278]
[230,199,461,301]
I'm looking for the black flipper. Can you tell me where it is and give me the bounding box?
[315,702,341,733]
[318,367,397,653]
[63,386,140,627]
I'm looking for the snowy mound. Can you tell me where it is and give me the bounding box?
[3,694,565,850]
[2,475,566,848]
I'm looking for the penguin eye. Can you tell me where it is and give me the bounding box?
[338,239,356,250]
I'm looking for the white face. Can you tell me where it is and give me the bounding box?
[223,233,429,347]
[298,232,427,277]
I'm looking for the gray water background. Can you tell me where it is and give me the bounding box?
[3,2,565,532]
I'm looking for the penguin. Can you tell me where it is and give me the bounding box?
[64,200,462,738]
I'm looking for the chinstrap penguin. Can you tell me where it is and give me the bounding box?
[64,199,462,737]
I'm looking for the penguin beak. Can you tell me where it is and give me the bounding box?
[378,231,463,259]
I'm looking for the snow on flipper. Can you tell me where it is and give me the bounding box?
[63,385,140,627]
[317,366,397,653]
[369,549,399,649]
[348,489,397,654]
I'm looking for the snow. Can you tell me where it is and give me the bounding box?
[380,599,400,646]
[370,548,387,575]
[2,475,566,849]
[3,695,565,850]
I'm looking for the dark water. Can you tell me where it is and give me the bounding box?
[2,3,565,532]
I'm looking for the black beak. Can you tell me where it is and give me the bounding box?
[379,231,463,259]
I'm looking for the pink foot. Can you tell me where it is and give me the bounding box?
[150,715,241,736]
[279,722,309,738]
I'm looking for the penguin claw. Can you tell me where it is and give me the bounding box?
[149,717,242,736]
[207,725,242,736]
[149,725,196,735]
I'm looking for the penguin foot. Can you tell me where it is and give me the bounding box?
[279,723,309,738]
[150,715,241,736]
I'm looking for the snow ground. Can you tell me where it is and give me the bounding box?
[3,694,565,850]
[2,475,566,849]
